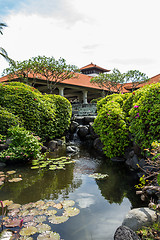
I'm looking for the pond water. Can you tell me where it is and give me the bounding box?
[0,144,145,240]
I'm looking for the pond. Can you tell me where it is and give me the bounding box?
[0,144,145,240]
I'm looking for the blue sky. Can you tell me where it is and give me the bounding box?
[0,0,160,77]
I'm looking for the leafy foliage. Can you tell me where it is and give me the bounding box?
[0,106,21,135]
[129,83,160,149]
[0,126,42,162]
[93,101,129,158]
[0,82,72,140]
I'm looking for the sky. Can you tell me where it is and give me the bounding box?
[0,0,160,78]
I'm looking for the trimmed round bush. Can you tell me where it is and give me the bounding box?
[93,101,129,158]
[129,83,160,149]
[97,94,124,112]
[0,106,22,135]
[0,82,72,140]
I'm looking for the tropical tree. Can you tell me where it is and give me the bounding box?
[90,68,149,94]
[0,22,12,63]
[3,55,78,92]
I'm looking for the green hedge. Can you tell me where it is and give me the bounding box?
[0,82,72,140]
[0,126,42,162]
[0,106,22,135]
[93,101,129,158]
[129,83,160,149]
[94,83,160,158]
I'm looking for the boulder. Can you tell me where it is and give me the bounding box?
[47,140,58,151]
[93,138,104,154]
[66,146,79,153]
[84,116,96,125]
[125,153,139,170]
[122,207,157,231]
[70,121,79,134]
[77,125,89,139]
[114,225,140,240]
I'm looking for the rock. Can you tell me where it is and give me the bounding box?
[111,157,126,162]
[70,121,79,133]
[0,162,6,168]
[114,225,140,240]
[66,146,79,153]
[6,138,12,146]
[47,140,58,151]
[84,116,96,125]
[93,138,104,154]
[122,207,157,231]
[41,145,48,153]
[0,144,8,151]
[125,154,139,170]
[77,125,89,139]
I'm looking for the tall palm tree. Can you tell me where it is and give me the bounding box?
[0,22,13,63]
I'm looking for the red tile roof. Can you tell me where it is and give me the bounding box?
[80,63,110,72]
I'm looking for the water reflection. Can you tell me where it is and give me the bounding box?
[0,145,146,239]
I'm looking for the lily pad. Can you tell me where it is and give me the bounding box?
[23,215,34,223]
[2,200,13,207]
[53,203,63,209]
[45,209,57,215]
[89,173,109,179]
[37,231,60,240]
[0,181,4,186]
[8,177,22,182]
[45,201,56,207]
[28,209,39,216]
[63,207,80,217]
[0,171,4,175]
[18,210,29,217]
[0,230,13,239]
[48,215,69,224]
[37,223,51,233]
[61,200,75,208]
[19,237,33,240]
[4,218,21,228]
[20,226,37,236]
[31,166,39,169]
[35,215,46,223]
[6,170,16,175]
[8,203,21,210]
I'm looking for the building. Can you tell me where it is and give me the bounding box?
[0,63,159,104]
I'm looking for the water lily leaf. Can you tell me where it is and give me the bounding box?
[23,215,34,223]
[2,200,13,207]
[48,215,69,224]
[35,200,44,206]
[28,209,39,216]
[24,222,37,227]
[20,226,37,236]
[63,207,80,217]
[6,170,16,175]
[4,218,21,228]
[19,237,33,240]
[45,201,56,207]
[0,181,4,186]
[31,166,39,169]
[0,230,13,240]
[37,231,60,240]
[35,216,46,223]
[8,203,21,210]
[0,171,4,174]
[45,209,57,215]
[21,203,34,210]
[8,178,22,182]
[89,173,109,179]
[61,200,75,208]
[8,209,20,217]
[19,210,29,217]
[37,223,51,233]
[37,205,48,210]
[53,203,63,209]
[49,166,57,170]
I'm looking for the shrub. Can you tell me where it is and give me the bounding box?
[0,106,22,135]
[0,82,72,140]
[97,94,124,112]
[93,101,129,158]
[0,126,42,162]
[129,83,160,149]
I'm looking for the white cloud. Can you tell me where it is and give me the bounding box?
[0,0,160,77]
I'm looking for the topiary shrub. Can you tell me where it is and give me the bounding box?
[0,126,42,162]
[0,106,22,135]
[0,82,72,140]
[122,93,134,118]
[129,83,160,150]
[93,101,129,158]
[97,94,124,112]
